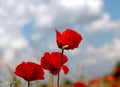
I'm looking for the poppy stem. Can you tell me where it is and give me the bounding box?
[57,49,64,87]
[28,81,30,87]
[49,74,54,87]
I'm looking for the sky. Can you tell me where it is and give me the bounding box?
[0,0,120,85]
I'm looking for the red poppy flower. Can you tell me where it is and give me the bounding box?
[41,52,69,75]
[89,78,100,84]
[112,84,119,87]
[74,82,85,87]
[114,67,120,73]
[15,62,44,81]
[107,75,115,81]
[56,28,83,50]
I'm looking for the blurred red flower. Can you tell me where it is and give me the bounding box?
[74,82,85,87]
[41,52,69,75]
[114,67,120,73]
[107,75,115,81]
[89,78,100,84]
[15,62,44,81]
[56,28,83,50]
[112,84,120,87]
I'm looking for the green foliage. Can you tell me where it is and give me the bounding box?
[63,79,73,87]
[116,61,120,67]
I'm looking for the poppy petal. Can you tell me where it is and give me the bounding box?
[15,61,44,81]
[56,28,83,50]
[41,52,69,75]
[61,65,69,75]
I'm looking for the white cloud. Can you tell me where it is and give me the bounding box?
[103,38,120,59]
[59,0,102,12]
[81,58,97,65]
[85,13,120,33]
[10,37,28,49]
[67,38,120,78]
[0,27,29,67]
[3,49,15,63]
[0,0,30,66]
[84,38,120,61]
[0,0,118,67]
[26,0,103,29]
[66,37,120,68]
[59,0,86,8]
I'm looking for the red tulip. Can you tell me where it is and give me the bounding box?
[56,28,83,50]
[74,82,85,87]
[15,62,44,81]
[41,52,69,75]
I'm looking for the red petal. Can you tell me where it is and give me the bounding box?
[41,52,68,75]
[56,29,61,39]
[41,52,51,69]
[74,82,85,87]
[15,62,44,81]
[50,70,59,75]
[61,65,69,75]
[55,29,63,49]
[41,52,68,69]
[56,28,83,50]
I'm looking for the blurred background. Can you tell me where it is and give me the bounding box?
[0,0,120,87]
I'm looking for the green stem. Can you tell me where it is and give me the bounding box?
[10,81,16,87]
[28,81,30,87]
[10,83,15,87]
[49,74,54,87]
[57,49,64,87]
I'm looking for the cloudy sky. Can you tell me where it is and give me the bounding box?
[0,0,120,83]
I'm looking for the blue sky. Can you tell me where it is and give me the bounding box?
[104,0,120,20]
[0,0,120,85]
